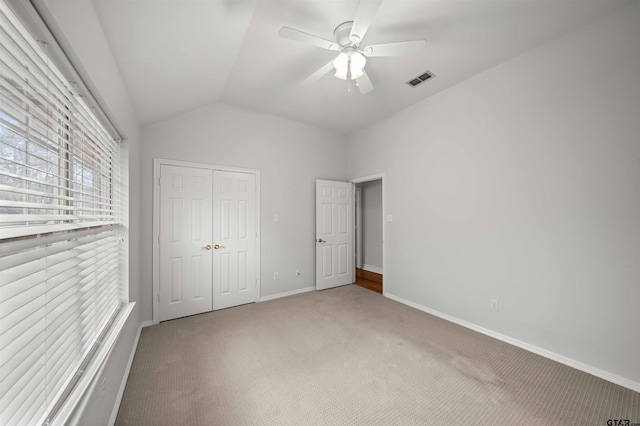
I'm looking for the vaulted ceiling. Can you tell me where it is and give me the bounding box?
[77,0,625,134]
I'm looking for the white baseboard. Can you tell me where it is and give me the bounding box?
[385,292,640,393]
[260,286,315,302]
[362,264,383,275]
[108,320,153,426]
[140,320,154,328]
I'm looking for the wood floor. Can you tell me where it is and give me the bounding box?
[354,268,382,294]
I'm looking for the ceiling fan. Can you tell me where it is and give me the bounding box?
[278,0,426,94]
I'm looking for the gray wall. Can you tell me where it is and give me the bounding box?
[141,102,347,320]
[347,2,640,388]
[360,179,383,271]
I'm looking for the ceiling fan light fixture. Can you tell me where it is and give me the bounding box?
[334,52,349,80]
[334,49,367,81]
[350,51,366,80]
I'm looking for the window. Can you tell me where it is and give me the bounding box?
[0,1,127,424]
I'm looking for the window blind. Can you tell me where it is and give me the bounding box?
[0,1,125,424]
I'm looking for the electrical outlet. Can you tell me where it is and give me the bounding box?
[273,272,279,280]
[490,299,499,311]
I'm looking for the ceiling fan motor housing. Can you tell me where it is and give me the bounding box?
[334,21,356,47]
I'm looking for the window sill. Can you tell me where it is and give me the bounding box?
[50,302,136,426]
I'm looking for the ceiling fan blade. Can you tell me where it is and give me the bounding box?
[301,59,336,86]
[362,39,426,57]
[356,70,374,94]
[349,0,383,44]
[279,27,339,51]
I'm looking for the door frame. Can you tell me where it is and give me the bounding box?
[152,157,261,324]
[350,173,385,294]
[354,186,363,269]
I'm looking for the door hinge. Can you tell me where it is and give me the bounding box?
[157,292,160,303]
[255,279,258,288]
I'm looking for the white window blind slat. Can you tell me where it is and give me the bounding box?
[0,184,115,210]
[0,168,67,199]
[0,309,44,372]
[0,257,46,291]
[2,359,46,426]
[0,222,118,240]
[0,0,126,424]
[0,280,45,325]
[0,8,73,107]
[0,83,71,147]
[0,228,113,270]
[0,274,44,318]
[0,183,73,203]
[0,333,46,410]
[0,78,71,146]
[46,326,81,396]
[0,214,116,224]
[0,329,44,388]
[0,50,70,131]
[0,200,115,214]
[0,297,43,349]
[0,216,119,258]
[0,63,72,149]
[11,377,46,426]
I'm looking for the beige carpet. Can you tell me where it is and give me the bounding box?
[116,285,639,425]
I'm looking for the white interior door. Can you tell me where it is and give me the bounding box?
[159,165,213,321]
[316,180,354,290]
[212,170,258,310]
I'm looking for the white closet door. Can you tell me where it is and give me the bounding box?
[212,170,258,310]
[159,165,213,321]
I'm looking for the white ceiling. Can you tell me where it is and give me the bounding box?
[89,0,624,134]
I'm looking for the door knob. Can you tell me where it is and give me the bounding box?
[203,244,212,250]
[214,244,225,249]
[317,238,326,243]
